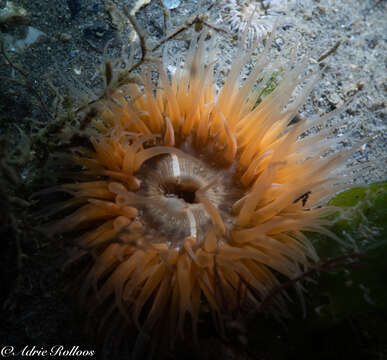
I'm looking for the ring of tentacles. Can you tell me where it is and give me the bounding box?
[40,32,349,344]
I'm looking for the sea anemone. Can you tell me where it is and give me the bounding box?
[221,0,289,43]
[40,28,354,353]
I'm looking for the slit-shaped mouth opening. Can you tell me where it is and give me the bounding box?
[160,181,200,204]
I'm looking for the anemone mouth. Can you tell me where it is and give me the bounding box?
[135,152,243,247]
[161,181,199,204]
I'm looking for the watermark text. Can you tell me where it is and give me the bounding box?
[1,345,95,357]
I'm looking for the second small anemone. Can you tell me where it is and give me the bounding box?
[221,0,289,43]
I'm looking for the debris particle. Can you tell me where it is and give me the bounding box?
[60,33,72,42]
[83,23,116,52]
[327,93,344,108]
[0,1,28,25]
[4,26,46,53]
[73,66,82,75]
[130,0,152,16]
